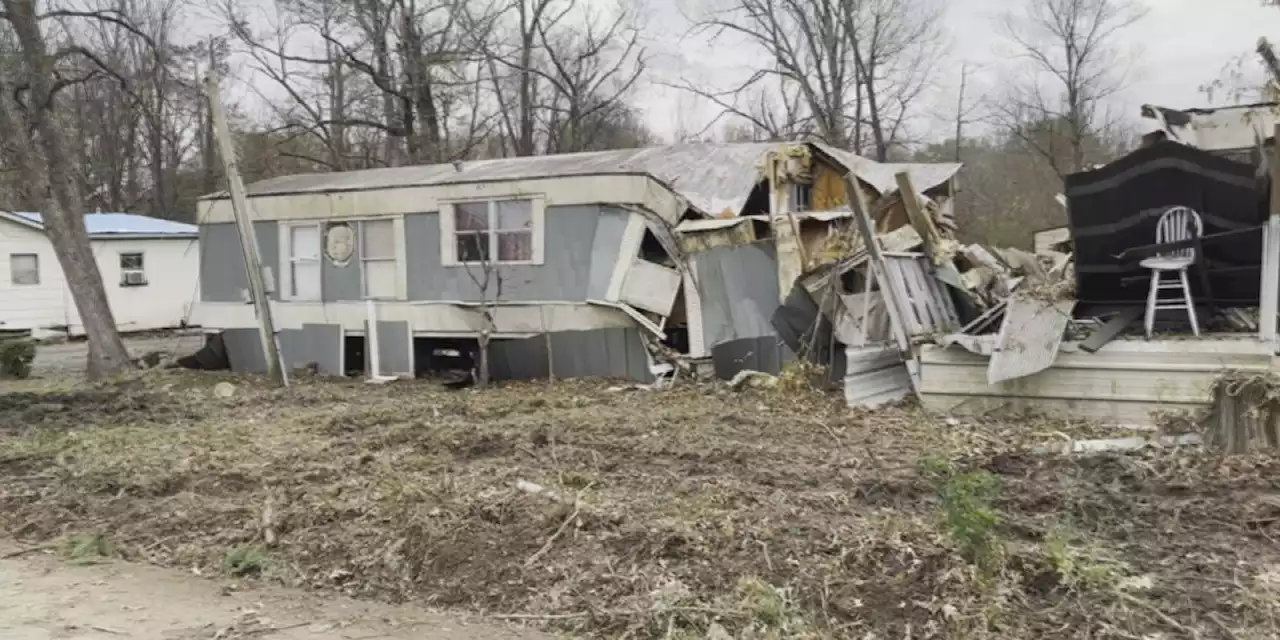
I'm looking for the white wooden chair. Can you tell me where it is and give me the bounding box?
[1142,205,1203,338]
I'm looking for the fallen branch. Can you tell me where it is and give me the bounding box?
[1117,592,1200,639]
[525,506,579,569]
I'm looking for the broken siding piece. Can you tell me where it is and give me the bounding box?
[619,259,681,316]
[987,296,1076,384]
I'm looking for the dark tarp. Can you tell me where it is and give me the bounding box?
[1064,141,1266,306]
[763,283,846,387]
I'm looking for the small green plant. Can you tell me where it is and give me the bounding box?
[1044,525,1123,589]
[224,545,266,577]
[0,338,35,379]
[736,577,787,628]
[920,456,1004,574]
[63,533,111,563]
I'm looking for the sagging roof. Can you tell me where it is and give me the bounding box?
[218,142,962,219]
[1141,102,1280,153]
[812,143,962,197]
[2,211,197,238]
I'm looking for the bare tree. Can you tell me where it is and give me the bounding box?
[480,0,646,156]
[994,0,1146,176]
[0,0,141,377]
[677,0,943,158]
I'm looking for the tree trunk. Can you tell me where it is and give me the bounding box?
[2,0,133,378]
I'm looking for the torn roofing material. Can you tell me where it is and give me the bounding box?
[213,142,963,219]
[813,143,962,197]
[3,211,197,237]
[1141,102,1280,154]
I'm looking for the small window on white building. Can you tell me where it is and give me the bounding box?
[10,253,37,285]
[360,219,397,299]
[119,252,146,286]
[442,198,543,266]
[285,223,321,300]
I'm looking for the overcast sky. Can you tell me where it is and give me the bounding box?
[629,0,1280,144]
[212,0,1280,148]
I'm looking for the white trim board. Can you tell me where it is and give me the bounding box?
[193,300,638,335]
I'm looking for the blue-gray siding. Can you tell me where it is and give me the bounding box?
[199,222,279,302]
[405,205,629,302]
[200,206,631,305]
[692,242,780,348]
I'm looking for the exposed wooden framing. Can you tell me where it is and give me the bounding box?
[842,173,919,391]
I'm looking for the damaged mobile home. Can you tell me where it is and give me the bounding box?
[882,102,1280,428]
[191,142,960,381]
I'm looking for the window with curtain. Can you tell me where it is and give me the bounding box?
[448,198,537,265]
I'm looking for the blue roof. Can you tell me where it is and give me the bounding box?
[10,212,197,236]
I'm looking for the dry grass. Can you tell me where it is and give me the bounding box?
[2,370,1280,638]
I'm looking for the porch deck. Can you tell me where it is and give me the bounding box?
[917,335,1271,427]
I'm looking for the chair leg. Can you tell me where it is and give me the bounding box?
[1145,269,1159,339]
[1179,269,1200,336]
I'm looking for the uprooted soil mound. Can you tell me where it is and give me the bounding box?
[3,371,1280,638]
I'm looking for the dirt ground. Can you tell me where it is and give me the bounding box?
[3,370,1280,638]
[0,543,548,639]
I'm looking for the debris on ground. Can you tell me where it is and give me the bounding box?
[2,371,1279,639]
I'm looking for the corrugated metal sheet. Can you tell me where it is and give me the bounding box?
[8,211,197,236]
[843,344,910,408]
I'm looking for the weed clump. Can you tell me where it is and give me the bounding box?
[224,545,266,577]
[919,456,1004,574]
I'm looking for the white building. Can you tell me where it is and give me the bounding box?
[0,211,199,337]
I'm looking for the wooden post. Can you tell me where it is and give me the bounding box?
[1262,124,1280,350]
[205,72,287,387]
[842,173,919,392]
[893,172,941,268]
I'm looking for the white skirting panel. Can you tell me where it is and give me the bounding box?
[918,337,1271,427]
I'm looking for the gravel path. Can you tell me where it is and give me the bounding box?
[0,545,549,640]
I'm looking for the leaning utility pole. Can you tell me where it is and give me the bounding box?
[205,72,287,386]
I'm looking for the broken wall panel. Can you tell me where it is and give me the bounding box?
[987,298,1076,384]
[1065,141,1265,306]
[691,242,781,348]
[488,328,654,383]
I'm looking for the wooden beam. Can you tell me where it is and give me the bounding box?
[842,172,919,391]
[894,172,941,267]
[207,72,287,386]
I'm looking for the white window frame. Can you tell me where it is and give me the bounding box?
[358,218,398,299]
[440,196,545,267]
[9,253,38,286]
[119,251,147,287]
[280,221,322,301]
